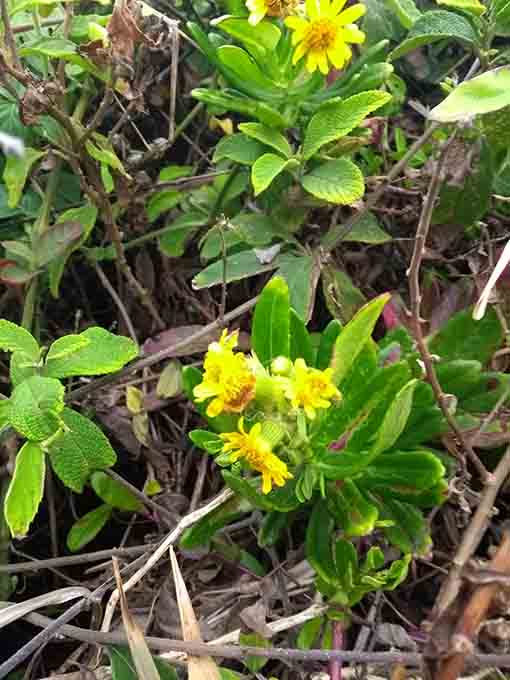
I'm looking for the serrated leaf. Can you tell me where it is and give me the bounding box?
[330,294,390,384]
[43,327,138,378]
[302,91,392,160]
[213,134,267,166]
[48,408,117,493]
[389,10,478,60]
[4,442,45,537]
[251,276,290,366]
[430,67,510,123]
[9,376,64,441]
[239,123,291,158]
[251,154,296,196]
[3,148,45,208]
[66,504,112,552]
[90,471,143,511]
[301,159,364,205]
[0,320,39,359]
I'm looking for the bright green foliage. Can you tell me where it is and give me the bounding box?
[436,0,485,15]
[213,134,268,165]
[301,159,365,204]
[48,408,117,493]
[302,91,391,159]
[430,67,510,123]
[3,148,45,208]
[239,123,292,157]
[43,327,138,378]
[0,320,40,359]
[66,504,113,552]
[9,376,65,441]
[4,442,45,537]
[109,646,178,680]
[252,155,297,196]
[251,276,290,366]
[90,471,143,511]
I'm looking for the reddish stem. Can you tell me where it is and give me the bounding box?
[329,621,344,680]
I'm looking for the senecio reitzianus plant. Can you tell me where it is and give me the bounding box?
[182,277,449,624]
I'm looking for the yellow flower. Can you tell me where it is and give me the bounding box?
[285,0,366,74]
[220,418,293,493]
[193,330,256,418]
[246,0,298,25]
[284,358,341,419]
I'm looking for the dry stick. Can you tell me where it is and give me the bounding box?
[11,17,62,32]
[436,530,510,680]
[0,0,21,68]
[322,122,440,252]
[168,24,179,141]
[67,296,258,402]
[407,130,489,482]
[93,261,138,344]
[429,443,510,626]
[100,488,234,633]
[14,609,510,669]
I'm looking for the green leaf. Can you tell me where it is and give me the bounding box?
[436,0,485,15]
[109,646,178,680]
[90,471,143,511]
[3,148,45,208]
[494,0,510,34]
[328,480,379,536]
[45,335,90,362]
[146,191,182,223]
[189,430,224,453]
[239,633,270,673]
[213,134,267,166]
[301,159,364,205]
[4,442,45,537]
[10,351,38,388]
[330,294,390,384]
[333,539,358,593]
[316,320,342,370]
[0,319,39,359]
[43,327,138,378]
[180,494,252,549]
[217,45,282,96]
[297,617,324,650]
[306,499,337,583]
[239,123,292,158]
[302,91,392,160]
[384,0,421,28]
[258,510,288,547]
[9,376,64,441]
[213,16,281,52]
[428,306,502,364]
[289,309,315,365]
[363,449,445,490]
[378,498,431,554]
[159,212,208,257]
[371,379,417,455]
[222,470,274,510]
[85,139,128,176]
[192,249,278,289]
[191,88,288,128]
[66,504,112,552]
[277,254,319,322]
[34,221,83,268]
[251,276,290,366]
[48,203,98,297]
[342,211,392,244]
[430,67,510,123]
[251,154,296,196]
[389,10,478,60]
[48,408,117,493]
[321,265,367,324]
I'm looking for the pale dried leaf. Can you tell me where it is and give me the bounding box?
[112,558,160,680]
[156,360,183,398]
[169,546,221,680]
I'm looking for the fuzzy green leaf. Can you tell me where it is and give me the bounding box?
[239,123,292,158]
[0,320,39,359]
[43,327,138,378]
[251,276,290,366]
[302,91,392,160]
[9,376,64,441]
[4,441,45,537]
[251,154,296,196]
[436,0,485,15]
[67,504,112,552]
[384,0,421,28]
[301,159,364,205]
[45,335,90,362]
[389,10,478,60]
[430,66,510,123]
[213,134,268,166]
[48,408,117,493]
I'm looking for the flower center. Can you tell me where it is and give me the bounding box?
[304,19,337,51]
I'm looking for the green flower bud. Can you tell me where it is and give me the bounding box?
[271,356,292,376]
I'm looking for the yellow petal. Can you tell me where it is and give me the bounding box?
[341,25,365,43]
[285,15,308,28]
[317,51,330,74]
[293,40,308,61]
[337,3,365,24]
[327,45,345,69]
[206,399,223,417]
[306,0,319,19]
[262,473,272,494]
[330,0,348,15]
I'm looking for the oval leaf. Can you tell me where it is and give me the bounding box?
[301,159,364,205]
[66,504,113,552]
[251,276,290,366]
[5,441,45,537]
[90,471,143,511]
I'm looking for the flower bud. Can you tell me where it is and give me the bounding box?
[271,356,292,376]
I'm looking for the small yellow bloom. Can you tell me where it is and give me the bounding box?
[246,0,298,25]
[285,0,366,74]
[284,358,341,419]
[221,418,293,493]
[194,330,256,418]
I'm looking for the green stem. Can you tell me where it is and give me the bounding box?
[21,277,38,332]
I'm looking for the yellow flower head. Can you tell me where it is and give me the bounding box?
[246,0,298,25]
[284,358,341,419]
[285,0,366,74]
[221,418,293,493]
[193,329,256,418]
